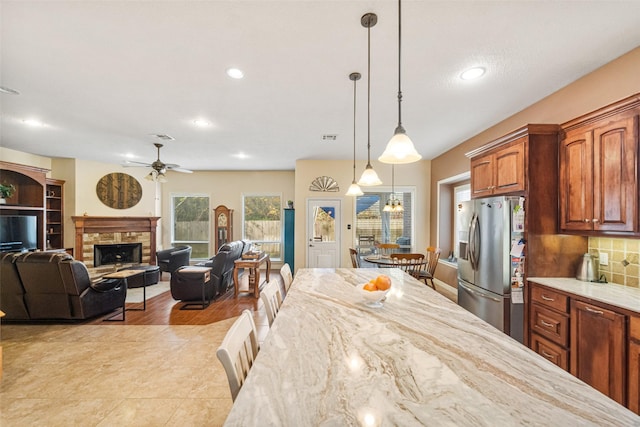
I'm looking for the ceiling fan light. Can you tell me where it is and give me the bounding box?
[144,171,155,181]
[379,127,422,164]
[346,181,364,196]
[358,165,383,186]
[157,172,168,183]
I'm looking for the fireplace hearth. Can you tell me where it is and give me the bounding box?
[94,243,142,267]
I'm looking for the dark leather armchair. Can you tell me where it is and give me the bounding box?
[11,251,125,320]
[199,240,247,296]
[1,252,30,320]
[156,245,192,276]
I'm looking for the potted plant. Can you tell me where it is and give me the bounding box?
[287,200,294,209]
[0,183,15,204]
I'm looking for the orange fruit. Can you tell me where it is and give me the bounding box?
[374,274,391,291]
[363,282,377,292]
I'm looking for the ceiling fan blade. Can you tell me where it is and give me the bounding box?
[122,160,152,167]
[169,166,193,174]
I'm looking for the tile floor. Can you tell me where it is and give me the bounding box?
[0,278,456,426]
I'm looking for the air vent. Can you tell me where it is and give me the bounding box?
[150,134,175,141]
[322,134,338,141]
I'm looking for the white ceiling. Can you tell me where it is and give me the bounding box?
[1,1,639,172]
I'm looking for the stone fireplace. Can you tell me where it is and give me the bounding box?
[72,216,160,268]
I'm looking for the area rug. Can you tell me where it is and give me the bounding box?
[125,281,170,303]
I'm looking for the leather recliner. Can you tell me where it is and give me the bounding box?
[198,240,250,297]
[156,245,192,276]
[11,251,125,320]
[1,252,30,320]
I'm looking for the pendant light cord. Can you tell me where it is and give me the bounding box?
[367,21,372,167]
[353,76,357,181]
[397,0,403,128]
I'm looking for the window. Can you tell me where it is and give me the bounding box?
[171,195,210,259]
[243,194,282,260]
[453,184,471,259]
[355,189,414,249]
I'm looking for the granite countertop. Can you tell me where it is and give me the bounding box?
[224,268,638,426]
[527,277,640,314]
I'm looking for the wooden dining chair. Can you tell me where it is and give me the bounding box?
[349,248,360,268]
[216,309,260,401]
[390,253,425,277]
[260,280,283,327]
[377,243,400,256]
[280,263,293,292]
[415,247,441,289]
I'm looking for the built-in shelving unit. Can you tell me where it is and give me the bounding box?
[46,178,65,250]
[0,161,66,252]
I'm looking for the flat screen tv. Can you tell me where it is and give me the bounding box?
[0,215,38,252]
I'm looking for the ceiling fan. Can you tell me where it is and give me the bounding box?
[124,143,192,182]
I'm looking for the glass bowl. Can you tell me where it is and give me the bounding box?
[358,283,390,308]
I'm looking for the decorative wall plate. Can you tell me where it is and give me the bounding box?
[96,172,143,209]
[309,176,339,192]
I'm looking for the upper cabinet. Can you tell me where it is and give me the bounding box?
[470,138,526,197]
[559,95,640,234]
[467,124,559,200]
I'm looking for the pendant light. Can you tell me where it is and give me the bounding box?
[357,12,383,186]
[379,0,422,164]
[383,165,404,212]
[345,72,364,197]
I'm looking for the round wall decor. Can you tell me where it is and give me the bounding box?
[96,172,143,209]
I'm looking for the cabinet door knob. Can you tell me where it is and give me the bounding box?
[584,306,604,315]
[540,320,554,328]
[541,350,554,359]
[583,218,591,223]
[592,218,599,223]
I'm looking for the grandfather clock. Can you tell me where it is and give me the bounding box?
[214,205,233,253]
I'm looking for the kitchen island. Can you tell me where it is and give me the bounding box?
[224,268,639,426]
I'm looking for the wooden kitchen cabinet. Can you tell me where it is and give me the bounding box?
[470,138,525,197]
[560,96,639,234]
[628,316,640,414]
[570,299,626,406]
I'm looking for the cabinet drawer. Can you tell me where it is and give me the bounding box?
[531,333,569,371]
[531,285,568,313]
[531,304,569,346]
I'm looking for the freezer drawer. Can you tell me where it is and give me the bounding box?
[458,280,523,343]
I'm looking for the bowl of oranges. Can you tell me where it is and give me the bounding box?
[359,274,392,308]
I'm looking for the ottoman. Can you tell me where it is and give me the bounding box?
[118,265,160,288]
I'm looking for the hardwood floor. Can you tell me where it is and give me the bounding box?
[86,270,285,326]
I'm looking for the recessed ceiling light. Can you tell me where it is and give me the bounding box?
[232,152,249,159]
[226,68,244,79]
[124,153,136,159]
[0,86,20,95]
[460,67,485,80]
[22,118,46,127]
[193,118,212,127]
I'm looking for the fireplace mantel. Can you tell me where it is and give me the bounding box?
[72,216,160,265]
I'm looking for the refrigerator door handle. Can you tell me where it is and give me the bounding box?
[468,213,479,270]
[459,282,502,303]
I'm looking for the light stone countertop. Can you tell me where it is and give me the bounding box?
[527,277,640,314]
[224,268,639,426]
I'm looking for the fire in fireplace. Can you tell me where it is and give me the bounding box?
[94,243,142,267]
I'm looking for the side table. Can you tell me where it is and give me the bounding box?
[233,253,271,298]
[102,269,145,321]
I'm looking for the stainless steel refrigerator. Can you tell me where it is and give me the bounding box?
[457,196,524,343]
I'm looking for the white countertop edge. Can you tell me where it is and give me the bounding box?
[528,277,640,314]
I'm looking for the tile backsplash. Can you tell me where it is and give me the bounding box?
[589,237,640,287]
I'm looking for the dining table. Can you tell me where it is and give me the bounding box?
[223,268,639,426]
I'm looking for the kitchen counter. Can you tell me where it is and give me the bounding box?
[224,268,638,426]
[527,277,640,314]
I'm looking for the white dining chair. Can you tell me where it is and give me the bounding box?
[216,309,260,401]
[280,263,293,292]
[260,280,283,327]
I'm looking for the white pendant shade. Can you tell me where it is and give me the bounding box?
[346,181,364,196]
[379,127,422,164]
[358,165,382,186]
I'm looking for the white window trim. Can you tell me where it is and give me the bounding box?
[170,193,211,259]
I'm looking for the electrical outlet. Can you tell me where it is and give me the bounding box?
[599,252,609,265]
